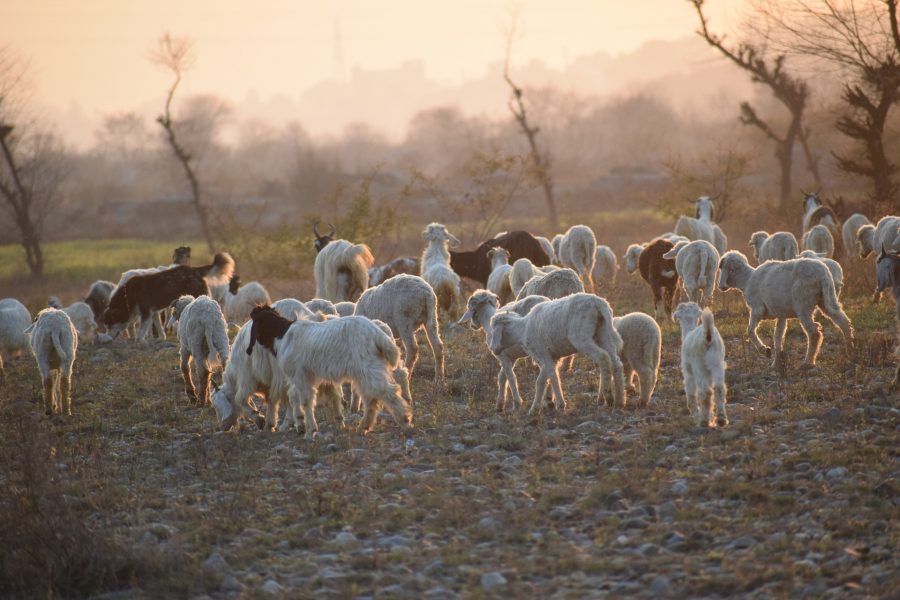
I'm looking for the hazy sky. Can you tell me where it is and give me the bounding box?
[3,0,746,117]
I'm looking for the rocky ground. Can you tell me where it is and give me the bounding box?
[0,286,897,598]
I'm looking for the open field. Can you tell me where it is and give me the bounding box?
[0,240,898,598]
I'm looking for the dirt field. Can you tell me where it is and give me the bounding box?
[0,263,898,598]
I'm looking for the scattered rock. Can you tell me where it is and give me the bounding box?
[650,575,671,595]
[333,531,358,547]
[261,580,283,595]
[669,480,689,496]
[480,572,507,591]
[826,467,848,481]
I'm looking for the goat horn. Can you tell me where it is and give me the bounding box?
[313,221,321,237]
[328,223,336,237]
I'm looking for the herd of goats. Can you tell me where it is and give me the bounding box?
[1,194,899,437]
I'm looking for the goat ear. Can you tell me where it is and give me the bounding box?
[247,325,257,355]
[457,308,474,325]
[449,234,461,248]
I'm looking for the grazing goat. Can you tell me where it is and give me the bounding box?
[84,280,116,332]
[105,253,234,341]
[613,312,661,408]
[458,290,549,411]
[174,295,229,406]
[718,251,853,369]
[247,306,412,438]
[450,230,550,285]
[875,248,900,388]
[557,225,597,293]
[355,274,444,383]
[592,245,618,291]
[748,231,799,263]
[368,256,420,286]
[536,236,556,264]
[638,238,679,322]
[663,239,720,307]
[842,214,870,259]
[798,250,844,297]
[516,268,584,301]
[486,247,514,304]
[60,301,98,344]
[510,258,545,297]
[421,223,463,316]
[221,274,270,326]
[801,224,835,258]
[674,303,728,427]
[489,293,625,415]
[623,244,646,274]
[0,298,31,384]
[802,192,839,236]
[26,308,77,416]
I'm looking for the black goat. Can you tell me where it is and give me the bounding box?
[313,222,336,253]
[450,230,550,285]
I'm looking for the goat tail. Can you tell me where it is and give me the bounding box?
[348,244,375,299]
[201,252,236,287]
[206,325,228,369]
[51,328,68,360]
[699,250,709,284]
[818,266,844,317]
[374,327,401,369]
[701,308,715,346]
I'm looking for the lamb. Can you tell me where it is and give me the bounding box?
[450,230,551,285]
[592,245,618,291]
[84,280,116,332]
[26,308,78,416]
[104,253,235,341]
[305,298,338,316]
[354,274,444,383]
[486,247,514,304]
[247,306,412,438]
[748,231,799,263]
[841,213,870,259]
[174,295,230,406]
[623,244,646,274]
[334,301,356,317]
[875,247,900,388]
[612,312,661,408]
[536,236,556,264]
[516,268,584,301]
[420,222,463,317]
[802,192,839,236]
[717,251,853,368]
[556,225,597,293]
[313,225,375,302]
[674,196,727,254]
[857,216,900,258]
[638,238,679,322]
[221,274,271,326]
[799,250,844,297]
[61,301,98,344]
[510,258,545,297]
[801,224,835,258]
[489,293,625,415]
[662,239,720,307]
[368,256,420,287]
[0,298,31,384]
[673,303,728,427]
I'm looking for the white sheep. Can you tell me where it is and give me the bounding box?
[458,290,549,411]
[175,295,230,406]
[221,275,271,326]
[857,216,900,258]
[536,236,556,264]
[592,245,618,291]
[247,307,412,438]
[0,298,31,384]
[623,243,646,274]
[673,303,728,427]
[26,308,77,416]
[841,213,870,259]
[516,268,585,301]
[354,274,444,383]
[314,239,375,302]
[798,250,844,297]
[718,251,853,368]
[62,301,98,345]
[613,312,661,408]
[305,298,338,316]
[420,223,463,317]
[674,197,727,253]
[334,301,356,317]
[662,239,720,306]
[557,224,597,293]
[748,231,799,263]
[489,293,625,414]
[486,247,514,304]
[801,224,835,258]
[510,258,545,297]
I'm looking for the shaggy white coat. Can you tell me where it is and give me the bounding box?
[176,295,230,406]
[420,223,462,316]
[486,247,514,304]
[592,245,618,291]
[663,239,720,306]
[314,239,375,302]
[857,215,900,258]
[0,298,32,384]
[798,250,844,297]
[305,298,338,316]
[801,224,835,258]
[675,303,728,427]
[26,308,78,415]
[841,213,870,259]
[516,268,584,301]
[748,231,799,263]
[223,281,271,326]
[557,224,597,294]
[509,258,545,297]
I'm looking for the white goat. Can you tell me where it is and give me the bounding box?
[674,197,727,254]
[354,274,444,383]
[801,224,835,258]
[305,298,338,316]
[551,234,563,265]
[348,318,413,412]
[486,247,514,304]
[857,216,900,258]
[458,290,549,411]
[802,193,839,236]
[26,308,77,416]
[314,239,375,302]
[516,268,585,301]
[222,276,271,326]
[247,307,412,438]
[748,231,799,263]
[557,225,597,293]
[673,303,728,427]
[0,298,31,384]
[798,250,844,297]
[175,295,230,406]
[510,258,545,297]
[592,245,618,291]
[612,312,661,408]
[623,244,646,274]
[841,213,870,259]
[662,239,720,306]
[718,251,853,368]
[489,293,625,414]
[536,236,556,264]
[420,223,463,317]
[334,301,356,317]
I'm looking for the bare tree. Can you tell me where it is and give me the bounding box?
[757,0,900,206]
[503,10,558,229]
[0,49,69,278]
[691,0,818,210]
[150,33,216,251]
